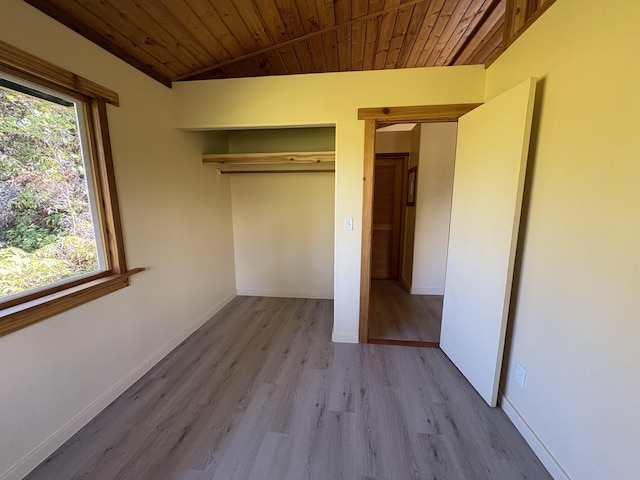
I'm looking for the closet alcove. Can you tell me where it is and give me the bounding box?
[200,126,336,301]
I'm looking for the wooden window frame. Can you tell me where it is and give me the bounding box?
[0,40,142,337]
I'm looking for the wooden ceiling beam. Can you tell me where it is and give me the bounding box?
[177,0,431,81]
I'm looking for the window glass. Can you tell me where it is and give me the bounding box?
[0,77,104,298]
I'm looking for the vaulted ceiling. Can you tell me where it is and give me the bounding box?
[23,0,554,88]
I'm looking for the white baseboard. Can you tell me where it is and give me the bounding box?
[1,290,237,480]
[500,395,571,480]
[332,331,359,343]
[410,287,444,295]
[0,361,150,480]
[237,289,333,300]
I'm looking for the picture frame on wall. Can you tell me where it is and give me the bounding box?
[407,166,417,206]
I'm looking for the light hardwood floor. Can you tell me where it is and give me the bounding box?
[369,279,442,343]
[26,296,551,480]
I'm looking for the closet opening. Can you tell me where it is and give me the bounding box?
[200,126,336,302]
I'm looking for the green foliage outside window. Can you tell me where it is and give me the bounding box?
[0,85,99,298]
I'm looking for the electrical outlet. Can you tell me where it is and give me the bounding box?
[515,362,527,388]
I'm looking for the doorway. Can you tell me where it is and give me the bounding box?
[357,104,481,343]
[367,124,458,346]
[359,79,537,407]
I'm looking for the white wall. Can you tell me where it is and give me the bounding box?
[410,123,457,295]
[485,1,640,479]
[230,173,335,298]
[0,2,237,479]
[173,65,486,343]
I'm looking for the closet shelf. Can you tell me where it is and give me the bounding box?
[202,150,335,166]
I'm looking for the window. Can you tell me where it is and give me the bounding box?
[0,40,141,337]
[1,77,105,296]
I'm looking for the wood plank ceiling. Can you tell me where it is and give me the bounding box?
[23,0,555,88]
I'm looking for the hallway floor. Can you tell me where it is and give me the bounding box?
[369,279,442,344]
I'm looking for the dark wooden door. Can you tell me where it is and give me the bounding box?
[371,155,404,279]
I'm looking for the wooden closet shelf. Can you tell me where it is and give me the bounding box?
[202,151,335,165]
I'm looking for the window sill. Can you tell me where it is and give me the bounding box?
[0,268,144,337]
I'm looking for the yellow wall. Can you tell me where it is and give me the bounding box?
[0,2,237,478]
[486,1,640,479]
[173,65,485,342]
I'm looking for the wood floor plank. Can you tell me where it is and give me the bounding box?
[415,433,467,479]
[327,343,359,413]
[369,279,443,342]
[25,296,551,480]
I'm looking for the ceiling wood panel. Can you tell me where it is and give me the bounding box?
[374,11,398,69]
[340,35,354,70]
[403,0,446,68]
[469,16,505,63]
[351,0,368,20]
[322,31,340,72]
[70,0,189,79]
[184,0,245,60]
[385,5,416,69]
[274,0,306,38]
[431,0,485,66]
[160,0,230,64]
[350,21,366,71]
[64,0,183,80]
[253,0,290,44]
[277,44,303,74]
[454,0,505,65]
[22,0,556,86]
[116,1,207,71]
[394,0,431,68]
[292,39,316,73]
[443,0,497,65]
[415,0,459,67]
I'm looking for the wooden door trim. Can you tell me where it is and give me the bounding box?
[359,119,376,343]
[358,103,481,343]
[358,104,481,123]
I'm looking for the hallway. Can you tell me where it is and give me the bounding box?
[369,279,442,344]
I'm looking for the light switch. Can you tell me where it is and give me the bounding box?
[344,217,353,231]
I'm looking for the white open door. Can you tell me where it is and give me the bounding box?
[440,78,537,407]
